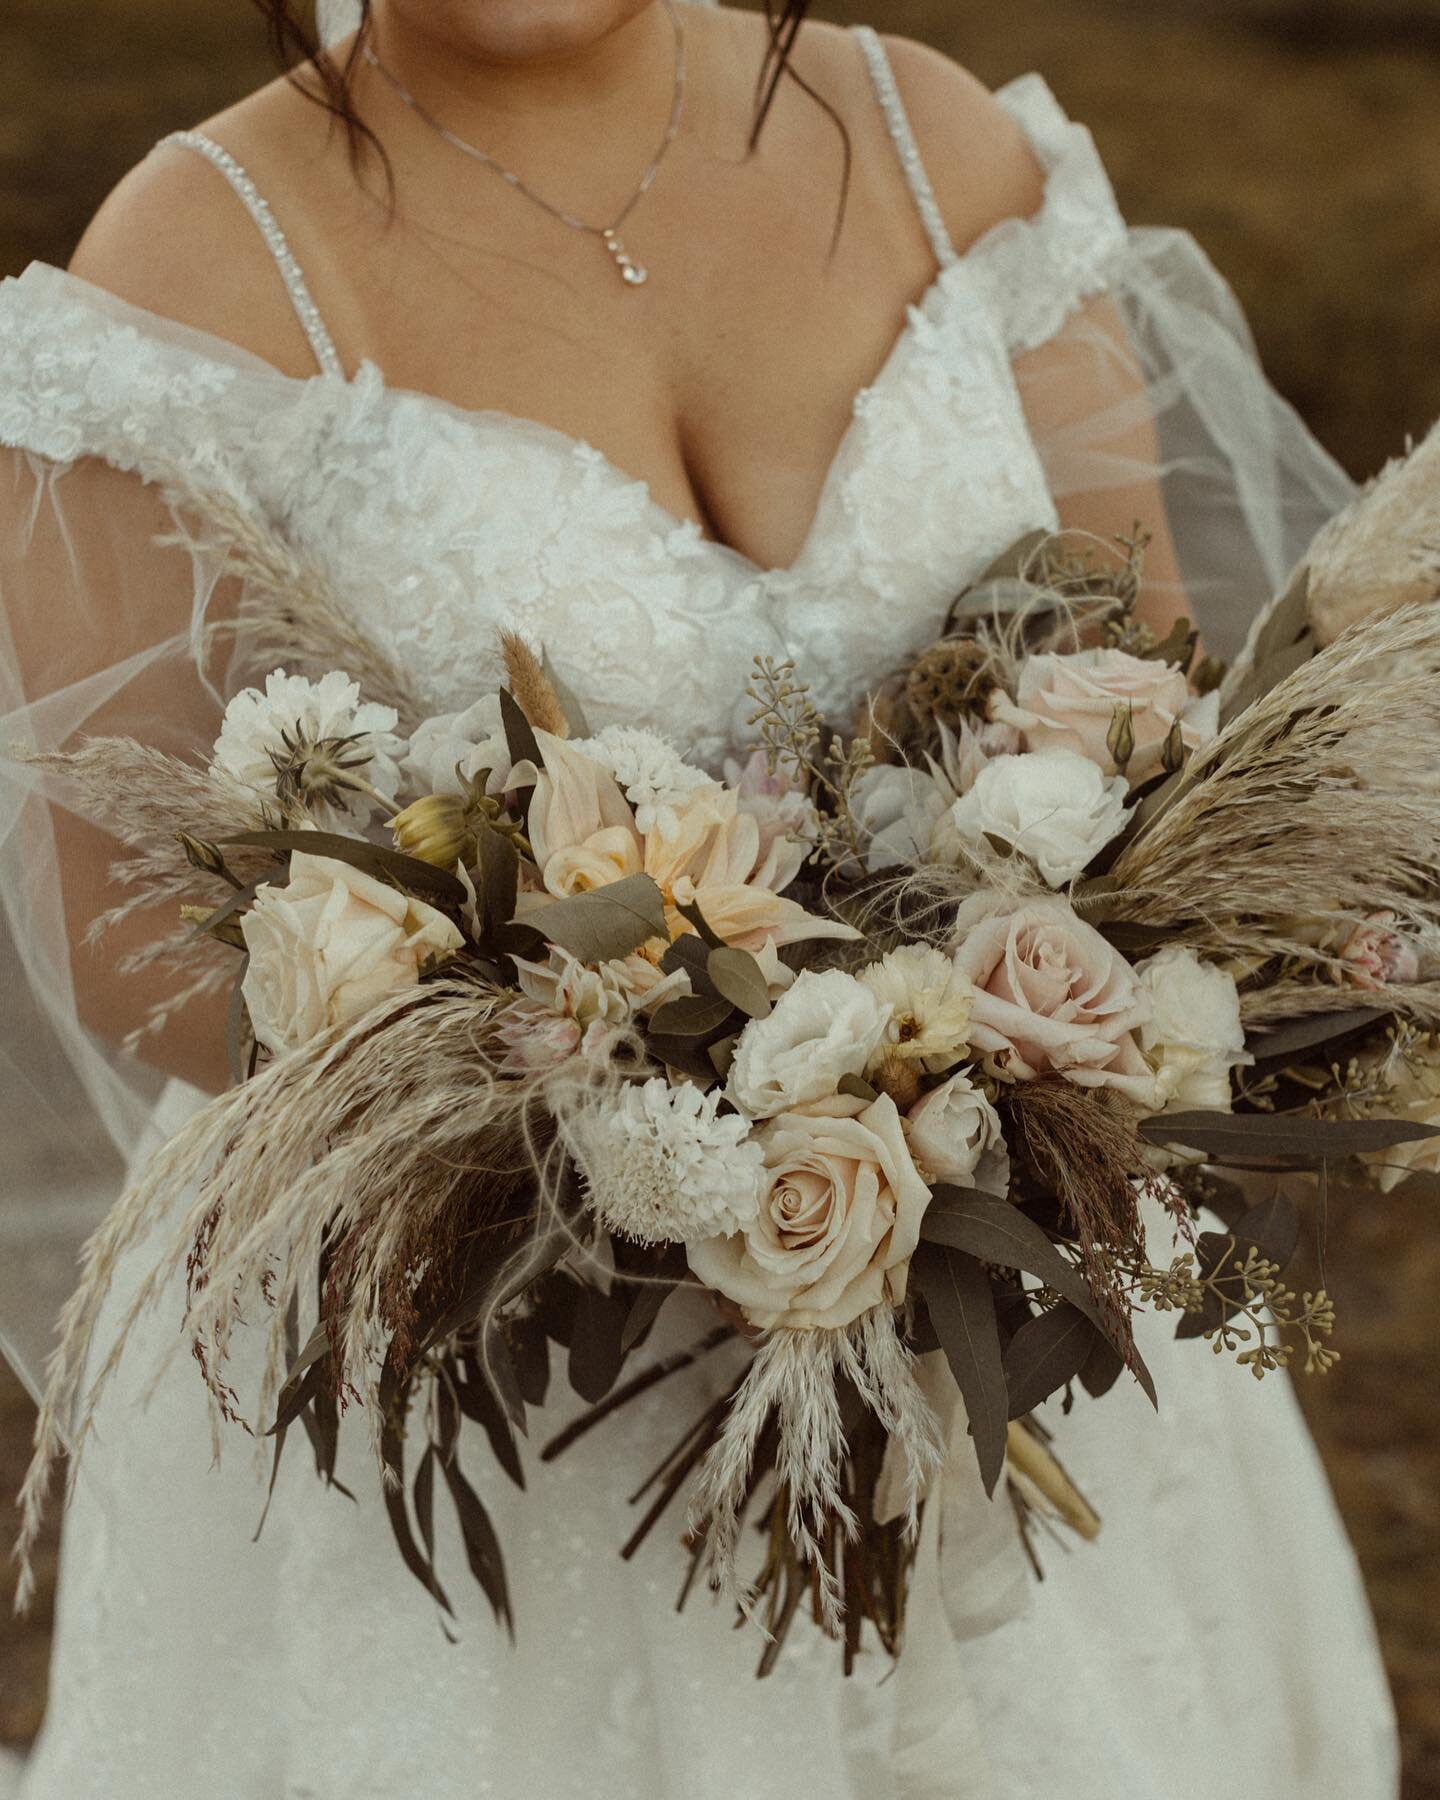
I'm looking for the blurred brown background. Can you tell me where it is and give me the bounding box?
[2,0,1438,1789]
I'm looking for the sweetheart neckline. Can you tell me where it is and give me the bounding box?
[13,255,977,581]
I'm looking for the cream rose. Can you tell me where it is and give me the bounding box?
[241,851,464,1055]
[906,1072,1009,1193]
[727,968,890,1120]
[945,748,1128,888]
[1135,945,1251,1112]
[991,648,1220,784]
[952,894,1157,1104]
[686,1092,932,1330]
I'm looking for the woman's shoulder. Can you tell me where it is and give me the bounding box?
[67,74,350,378]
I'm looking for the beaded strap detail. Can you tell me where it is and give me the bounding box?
[160,130,345,379]
[852,25,958,273]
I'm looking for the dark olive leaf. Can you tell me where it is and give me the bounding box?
[911,1241,1009,1495]
[499,686,544,774]
[473,819,520,942]
[1244,1007,1389,1065]
[268,1322,331,1436]
[1078,1328,1125,1400]
[676,899,725,949]
[647,1031,726,1082]
[568,1282,630,1404]
[220,828,468,907]
[414,1444,440,1570]
[457,1348,527,1491]
[1224,636,1316,724]
[225,955,252,1089]
[439,1454,514,1636]
[660,932,718,996]
[837,1073,880,1104]
[528,873,668,964]
[706,947,773,1020]
[509,1314,552,1409]
[920,1187,1156,1406]
[648,993,735,1039]
[1097,922,1177,955]
[542,652,592,738]
[708,1034,739,1080]
[377,1384,454,1618]
[1003,1303,1100,1419]
[1139,1110,1440,1159]
[1220,566,1311,724]
[185,879,262,948]
[1316,1157,1330,1290]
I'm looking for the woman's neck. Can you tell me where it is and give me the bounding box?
[363,1,679,153]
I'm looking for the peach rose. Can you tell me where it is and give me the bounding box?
[686,1092,932,1331]
[990,648,1219,784]
[952,895,1158,1105]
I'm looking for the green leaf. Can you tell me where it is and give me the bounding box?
[1245,1007,1389,1065]
[499,686,544,774]
[837,1072,880,1104]
[220,829,467,907]
[912,1242,1009,1495]
[676,899,725,949]
[1139,1110,1440,1159]
[528,874,668,963]
[919,1187,1156,1407]
[568,1282,630,1405]
[542,652,592,738]
[660,933,718,995]
[439,1454,514,1636]
[648,993,736,1039]
[706,947,773,1020]
[1003,1303,1099,1418]
[268,1322,331,1436]
[473,820,520,943]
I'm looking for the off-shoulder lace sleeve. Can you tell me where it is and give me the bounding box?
[965,75,1128,355]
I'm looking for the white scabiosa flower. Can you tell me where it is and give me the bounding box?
[572,1079,766,1245]
[570,725,719,836]
[857,945,974,1075]
[212,668,404,831]
[946,748,1128,888]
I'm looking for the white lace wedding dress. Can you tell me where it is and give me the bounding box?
[0,28,1399,1800]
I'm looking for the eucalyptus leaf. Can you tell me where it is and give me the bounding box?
[568,1283,631,1405]
[440,1454,514,1635]
[499,686,544,774]
[1245,1007,1389,1065]
[1003,1303,1099,1418]
[542,651,592,738]
[706,947,773,1020]
[912,1242,1009,1496]
[1139,1110,1440,1159]
[676,899,726,949]
[648,993,736,1039]
[837,1072,880,1104]
[528,873,668,963]
[221,828,467,907]
[473,819,520,942]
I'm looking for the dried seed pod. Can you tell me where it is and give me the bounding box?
[905,638,997,726]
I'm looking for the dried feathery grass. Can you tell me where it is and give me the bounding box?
[999,1078,1147,1348]
[688,1306,943,1635]
[149,462,427,731]
[499,631,569,738]
[12,971,576,1602]
[1106,602,1440,1023]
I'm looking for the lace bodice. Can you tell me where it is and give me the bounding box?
[0,71,1125,766]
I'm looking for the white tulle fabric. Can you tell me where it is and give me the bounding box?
[0,52,1395,1800]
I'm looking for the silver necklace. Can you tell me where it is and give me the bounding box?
[363,2,685,289]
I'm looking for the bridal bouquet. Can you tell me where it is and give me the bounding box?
[17,444,1440,1670]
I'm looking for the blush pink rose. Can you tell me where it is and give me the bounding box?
[990,648,1219,784]
[951,895,1158,1105]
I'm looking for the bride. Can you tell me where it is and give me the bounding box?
[0,1,1402,1795]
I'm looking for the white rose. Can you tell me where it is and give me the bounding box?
[241,851,464,1055]
[991,647,1220,785]
[906,1073,1009,1194]
[726,968,890,1120]
[403,695,513,798]
[687,1092,932,1330]
[946,749,1128,888]
[1135,945,1251,1112]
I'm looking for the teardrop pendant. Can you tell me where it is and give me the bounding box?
[602,229,648,288]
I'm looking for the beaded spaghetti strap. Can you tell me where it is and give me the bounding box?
[158,130,345,379]
[851,25,958,274]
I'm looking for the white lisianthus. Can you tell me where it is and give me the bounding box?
[906,1072,1009,1194]
[240,851,464,1055]
[727,968,891,1120]
[570,1078,765,1245]
[857,945,974,1074]
[570,725,720,837]
[403,695,513,798]
[1135,946,1251,1112]
[946,749,1128,888]
[212,668,405,830]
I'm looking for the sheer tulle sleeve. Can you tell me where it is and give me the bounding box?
[978,75,1355,660]
[0,269,286,1397]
